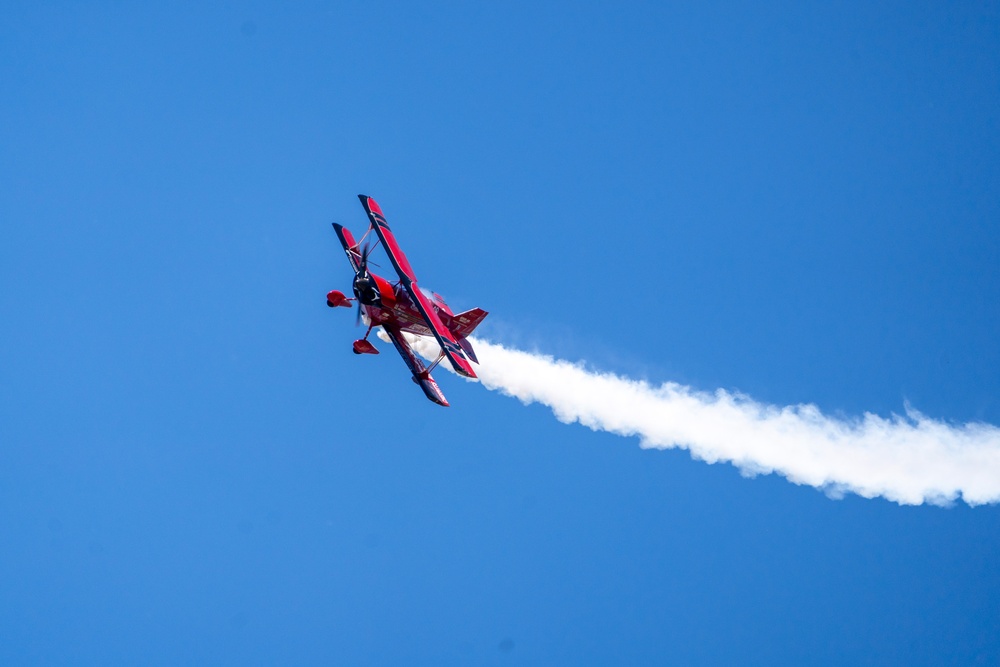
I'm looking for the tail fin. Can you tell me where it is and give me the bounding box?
[448,308,487,365]
[450,308,488,338]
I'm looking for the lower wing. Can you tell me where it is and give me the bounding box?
[382,324,449,407]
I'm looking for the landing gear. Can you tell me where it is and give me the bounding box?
[326,290,353,308]
[352,322,379,355]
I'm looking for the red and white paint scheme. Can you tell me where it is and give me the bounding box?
[326,195,488,406]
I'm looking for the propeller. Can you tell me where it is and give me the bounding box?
[358,242,371,276]
[354,241,373,326]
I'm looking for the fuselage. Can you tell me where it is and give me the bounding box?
[355,271,455,337]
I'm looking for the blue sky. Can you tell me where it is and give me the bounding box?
[2,1,999,664]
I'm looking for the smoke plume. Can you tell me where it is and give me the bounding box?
[382,331,1000,506]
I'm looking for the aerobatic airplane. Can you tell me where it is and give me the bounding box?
[325,195,487,406]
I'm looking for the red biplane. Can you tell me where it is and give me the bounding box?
[325,195,487,406]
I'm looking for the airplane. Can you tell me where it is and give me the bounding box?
[325,195,488,407]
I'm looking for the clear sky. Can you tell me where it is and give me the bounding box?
[2,1,999,664]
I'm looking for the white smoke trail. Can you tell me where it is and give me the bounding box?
[380,330,1000,506]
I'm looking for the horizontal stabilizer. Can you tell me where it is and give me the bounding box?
[457,337,478,364]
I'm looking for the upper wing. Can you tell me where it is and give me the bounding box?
[357,195,416,281]
[357,195,477,379]
[331,223,361,272]
[382,324,449,407]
